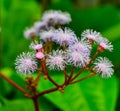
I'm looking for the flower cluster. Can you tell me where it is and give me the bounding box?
[15,10,114,79]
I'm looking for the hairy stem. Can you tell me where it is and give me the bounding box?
[0,72,27,94]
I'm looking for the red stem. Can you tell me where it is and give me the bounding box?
[32,97,40,111]
[0,72,27,94]
[70,73,96,84]
[36,87,58,97]
[42,60,59,87]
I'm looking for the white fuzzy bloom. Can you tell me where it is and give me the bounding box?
[69,39,91,56]
[94,57,114,78]
[67,50,89,67]
[97,37,113,51]
[53,28,77,46]
[46,50,66,70]
[81,29,101,42]
[42,10,71,25]
[39,28,55,42]
[33,21,47,33]
[24,27,36,39]
[15,52,37,75]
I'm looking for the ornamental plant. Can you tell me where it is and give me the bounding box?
[0,10,114,111]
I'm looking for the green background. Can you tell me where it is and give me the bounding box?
[0,0,120,111]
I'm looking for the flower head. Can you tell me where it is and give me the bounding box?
[94,57,114,78]
[81,29,101,43]
[46,50,66,70]
[67,50,89,67]
[15,52,37,75]
[42,10,71,26]
[24,27,36,39]
[53,28,77,46]
[55,11,71,25]
[97,37,113,52]
[68,38,91,56]
[33,21,47,33]
[39,28,55,42]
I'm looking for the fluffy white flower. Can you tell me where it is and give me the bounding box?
[42,10,71,25]
[97,37,113,52]
[46,50,66,70]
[24,27,36,39]
[68,39,91,56]
[53,28,77,46]
[81,29,101,42]
[33,21,47,33]
[67,50,89,67]
[15,52,37,75]
[39,28,55,42]
[94,57,114,78]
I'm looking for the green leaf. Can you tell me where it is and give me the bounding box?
[103,23,120,40]
[38,72,118,111]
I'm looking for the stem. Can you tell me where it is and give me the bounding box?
[67,66,75,83]
[46,72,59,87]
[70,73,96,84]
[62,69,67,84]
[71,67,86,81]
[62,69,69,78]
[89,50,99,65]
[34,72,42,85]
[36,87,58,97]
[0,72,27,94]
[42,60,59,87]
[32,97,40,111]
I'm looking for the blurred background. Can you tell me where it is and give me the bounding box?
[0,0,120,111]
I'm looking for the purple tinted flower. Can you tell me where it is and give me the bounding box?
[15,52,37,75]
[94,57,114,78]
[46,50,66,70]
[53,28,77,46]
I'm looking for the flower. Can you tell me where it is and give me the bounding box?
[46,50,66,70]
[68,38,91,56]
[97,37,113,52]
[36,52,44,59]
[53,28,77,46]
[55,11,71,25]
[42,10,57,26]
[24,27,36,39]
[94,57,114,78]
[15,52,37,75]
[42,10,71,26]
[39,28,55,42]
[67,50,89,67]
[33,21,47,33]
[81,29,101,42]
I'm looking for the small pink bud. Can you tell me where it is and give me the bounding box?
[35,44,43,50]
[36,52,44,59]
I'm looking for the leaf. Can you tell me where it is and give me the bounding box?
[38,72,118,111]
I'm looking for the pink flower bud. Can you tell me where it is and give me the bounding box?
[35,44,43,50]
[36,52,44,59]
